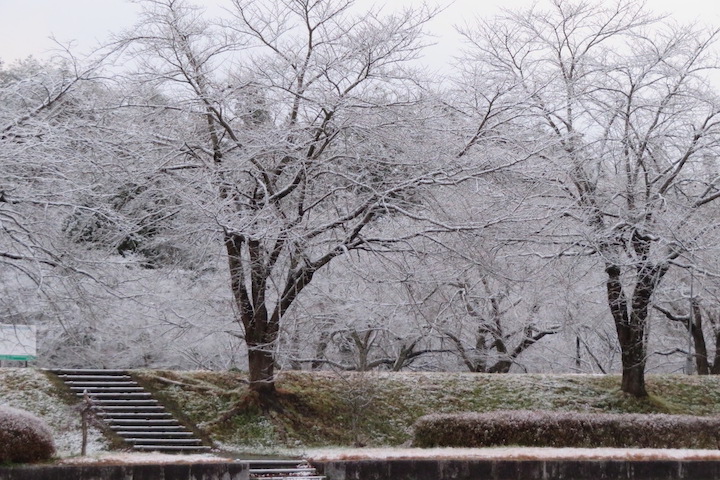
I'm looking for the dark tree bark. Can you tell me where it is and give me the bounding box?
[444,326,556,374]
[606,261,670,397]
[226,232,278,396]
[690,302,711,375]
[655,301,715,375]
[712,328,720,374]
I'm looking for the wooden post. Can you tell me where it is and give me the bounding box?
[81,390,91,456]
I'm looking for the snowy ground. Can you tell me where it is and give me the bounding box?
[306,447,720,462]
[56,448,720,466]
[57,452,230,465]
[5,368,720,466]
[0,368,107,456]
[46,448,720,466]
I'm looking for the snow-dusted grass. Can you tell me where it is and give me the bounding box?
[131,369,263,448]
[6,367,720,455]
[57,452,230,465]
[306,447,720,462]
[0,368,108,457]
[134,370,720,450]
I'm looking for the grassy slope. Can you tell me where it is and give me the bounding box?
[4,368,719,455]
[130,370,720,452]
[0,368,108,456]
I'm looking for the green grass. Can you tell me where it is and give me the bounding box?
[126,371,720,451]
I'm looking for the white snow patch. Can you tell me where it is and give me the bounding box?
[58,452,231,465]
[307,447,720,462]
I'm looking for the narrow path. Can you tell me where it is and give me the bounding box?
[247,459,326,480]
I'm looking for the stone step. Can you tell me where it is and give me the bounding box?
[65,378,137,382]
[91,398,159,406]
[71,386,145,392]
[245,460,325,480]
[98,412,174,419]
[56,375,134,381]
[67,383,141,390]
[111,428,187,434]
[115,431,195,437]
[95,409,170,415]
[108,423,183,430]
[95,409,168,416]
[109,425,186,431]
[49,368,210,454]
[101,422,177,429]
[49,369,129,375]
[94,405,165,412]
[245,460,308,468]
[77,392,153,399]
[132,445,212,453]
[125,438,203,445]
[104,419,178,426]
[249,477,325,480]
[249,468,318,474]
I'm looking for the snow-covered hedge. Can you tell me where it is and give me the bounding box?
[0,405,56,463]
[413,410,720,449]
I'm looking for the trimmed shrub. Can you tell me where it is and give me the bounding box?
[413,410,720,449]
[0,406,56,464]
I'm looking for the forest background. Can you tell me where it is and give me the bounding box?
[3,0,720,399]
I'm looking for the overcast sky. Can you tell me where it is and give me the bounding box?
[1,0,720,67]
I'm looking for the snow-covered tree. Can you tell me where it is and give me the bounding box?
[461,0,720,396]
[0,56,94,284]
[111,0,509,397]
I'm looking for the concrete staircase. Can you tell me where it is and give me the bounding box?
[247,459,326,480]
[49,368,211,454]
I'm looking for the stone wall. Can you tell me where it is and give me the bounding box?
[314,458,720,480]
[0,462,248,480]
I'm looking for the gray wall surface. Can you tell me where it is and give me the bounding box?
[315,458,720,480]
[0,461,248,480]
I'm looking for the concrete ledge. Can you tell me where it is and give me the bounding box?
[0,462,248,480]
[315,458,720,480]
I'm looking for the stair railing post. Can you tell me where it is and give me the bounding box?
[81,390,91,456]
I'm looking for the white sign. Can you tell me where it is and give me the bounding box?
[0,325,37,361]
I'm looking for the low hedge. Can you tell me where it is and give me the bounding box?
[0,406,55,464]
[413,410,720,449]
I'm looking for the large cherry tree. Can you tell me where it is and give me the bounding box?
[116,0,502,397]
[461,0,720,396]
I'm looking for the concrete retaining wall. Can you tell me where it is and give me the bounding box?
[0,462,248,480]
[314,458,720,480]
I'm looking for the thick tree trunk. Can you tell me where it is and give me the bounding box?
[620,360,647,397]
[488,360,512,374]
[656,302,711,375]
[606,260,670,397]
[616,324,648,397]
[709,323,720,374]
[244,317,279,396]
[606,264,647,397]
[247,346,277,396]
[690,303,710,375]
[712,329,720,374]
[225,233,278,398]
